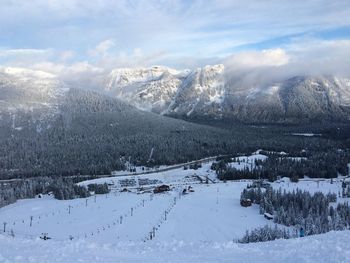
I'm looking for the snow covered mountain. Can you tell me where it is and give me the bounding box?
[105,66,189,113]
[106,65,225,116]
[0,67,68,111]
[105,65,350,123]
[0,67,232,178]
[4,65,348,125]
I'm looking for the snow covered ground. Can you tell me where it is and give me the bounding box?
[272,177,345,196]
[228,153,268,171]
[0,152,349,262]
[79,161,218,187]
[0,230,349,263]
[0,181,273,243]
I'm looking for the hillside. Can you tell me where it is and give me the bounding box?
[0,68,231,178]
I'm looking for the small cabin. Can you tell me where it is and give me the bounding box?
[153,184,170,194]
[240,198,252,207]
[264,212,274,220]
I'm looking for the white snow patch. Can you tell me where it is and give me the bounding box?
[291,133,322,137]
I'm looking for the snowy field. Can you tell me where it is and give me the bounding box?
[272,177,346,195]
[0,181,273,243]
[0,152,349,262]
[0,230,349,263]
[0,154,277,247]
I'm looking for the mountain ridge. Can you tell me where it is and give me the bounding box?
[105,65,350,123]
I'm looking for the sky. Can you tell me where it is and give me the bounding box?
[0,0,350,76]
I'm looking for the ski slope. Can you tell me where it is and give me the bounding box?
[0,230,349,263]
[0,152,349,262]
[0,182,273,243]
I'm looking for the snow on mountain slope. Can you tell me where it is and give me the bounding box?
[106,65,225,115]
[0,230,349,262]
[0,67,68,111]
[105,65,350,123]
[165,64,225,117]
[3,65,349,123]
[106,66,186,112]
[0,67,70,133]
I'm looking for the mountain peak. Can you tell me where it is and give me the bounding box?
[104,65,350,123]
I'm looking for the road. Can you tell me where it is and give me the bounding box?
[0,155,227,184]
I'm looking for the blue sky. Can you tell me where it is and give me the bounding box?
[0,0,350,72]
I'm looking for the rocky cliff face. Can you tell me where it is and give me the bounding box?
[105,65,350,123]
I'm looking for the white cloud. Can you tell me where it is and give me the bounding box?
[88,39,115,58]
[222,39,350,89]
[0,48,51,58]
[1,0,349,65]
[0,0,349,87]
[282,39,350,77]
[224,49,290,70]
[0,48,54,68]
[59,50,75,61]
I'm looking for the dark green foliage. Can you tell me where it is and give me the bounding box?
[290,174,299,183]
[189,163,201,170]
[216,149,350,181]
[0,176,90,207]
[87,183,110,194]
[238,225,291,243]
[0,88,234,179]
[1,74,349,180]
[1,86,349,180]
[241,187,349,236]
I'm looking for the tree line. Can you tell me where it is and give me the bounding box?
[214,149,350,182]
[241,187,350,237]
[0,176,109,208]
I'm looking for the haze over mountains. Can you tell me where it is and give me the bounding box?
[105,65,350,123]
[2,65,350,126]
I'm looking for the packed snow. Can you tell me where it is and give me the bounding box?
[1,152,349,262]
[228,154,268,171]
[0,230,349,263]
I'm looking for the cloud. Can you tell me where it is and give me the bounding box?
[0,1,349,88]
[0,0,349,66]
[88,39,115,58]
[0,48,54,68]
[223,49,290,70]
[59,50,75,61]
[286,38,350,73]
[222,39,350,89]
[0,48,49,57]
